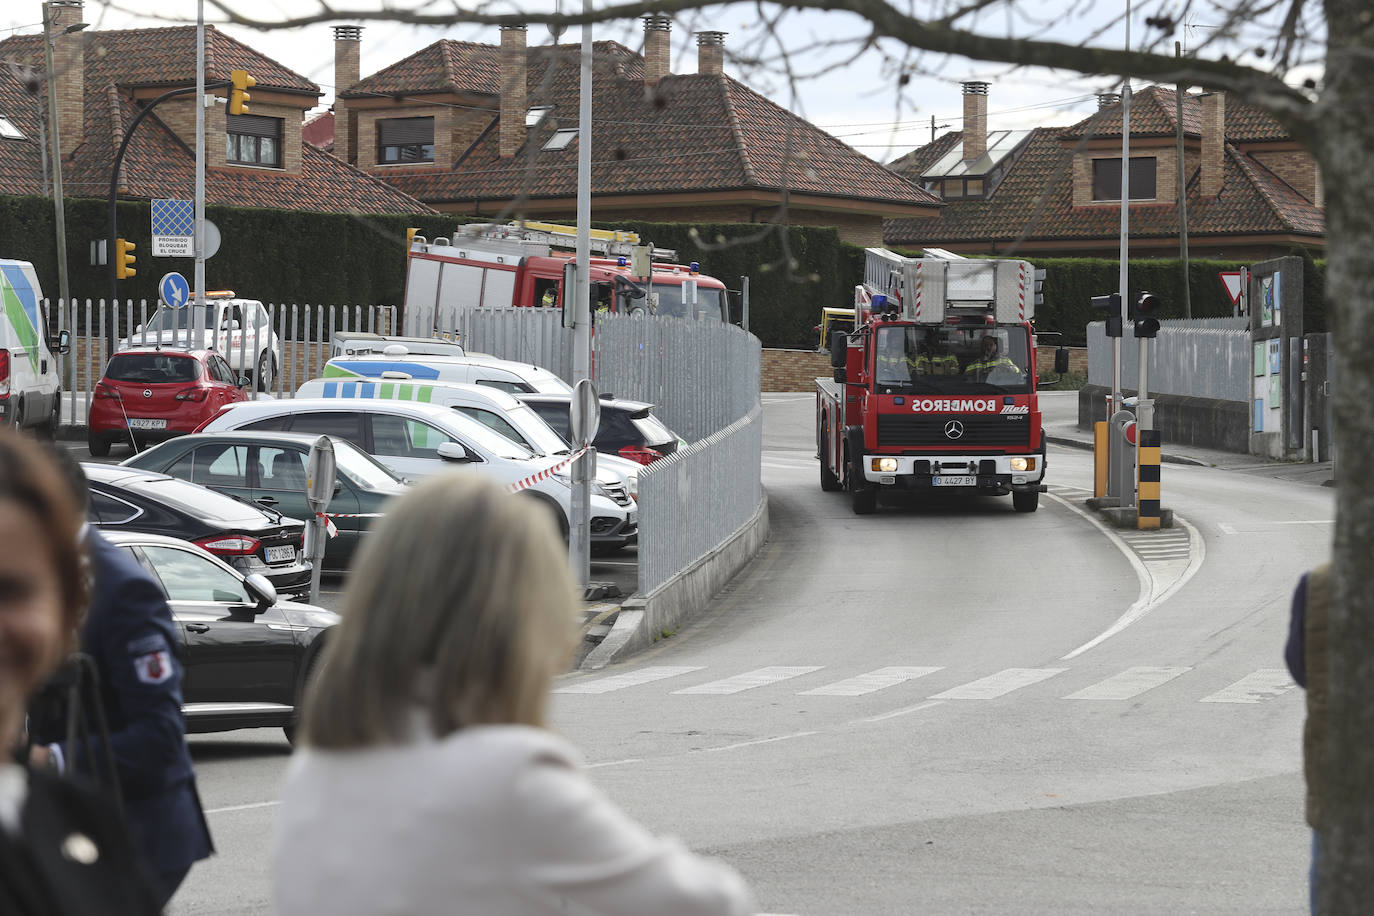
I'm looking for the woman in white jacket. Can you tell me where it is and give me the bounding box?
[271,472,755,916]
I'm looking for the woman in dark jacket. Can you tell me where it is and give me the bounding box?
[0,430,159,915]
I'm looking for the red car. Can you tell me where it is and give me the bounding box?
[89,347,249,457]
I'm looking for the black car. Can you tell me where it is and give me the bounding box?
[518,394,683,465]
[83,463,312,599]
[103,531,336,742]
[120,431,407,570]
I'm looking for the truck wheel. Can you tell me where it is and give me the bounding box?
[852,486,877,515]
[819,420,840,491]
[1013,490,1039,513]
[87,433,110,458]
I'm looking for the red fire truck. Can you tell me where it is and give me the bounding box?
[402,221,729,337]
[816,249,1054,515]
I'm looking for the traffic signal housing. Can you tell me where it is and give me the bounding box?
[1133,291,1161,338]
[229,70,255,115]
[114,238,136,280]
[1091,292,1122,338]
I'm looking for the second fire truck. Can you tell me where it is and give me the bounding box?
[816,249,1057,515]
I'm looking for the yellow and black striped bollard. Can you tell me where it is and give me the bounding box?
[1137,429,1162,529]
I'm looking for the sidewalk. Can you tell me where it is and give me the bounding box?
[1038,390,1334,487]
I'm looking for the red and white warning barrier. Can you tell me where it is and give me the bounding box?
[506,445,591,494]
[314,512,339,538]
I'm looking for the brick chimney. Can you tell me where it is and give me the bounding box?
[643,14,671,85]
[332,25,362,165]
[1200,91,1226,198]
[696,31,726,75]
[961,81,988,163]
[499,25,527,158]
[45,0,85,157]
[1096,92,1120,110]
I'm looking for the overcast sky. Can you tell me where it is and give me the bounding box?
[1,1,1308,165]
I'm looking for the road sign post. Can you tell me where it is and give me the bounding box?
[569,378,600,591]
[304,437,336,607]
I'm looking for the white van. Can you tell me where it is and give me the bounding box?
[296,376,642,498]
[0,260,69,434]
[321,347,572,396]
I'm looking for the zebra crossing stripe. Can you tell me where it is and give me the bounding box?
[799,666,943,696]
[673,666,823,695]
[554,666,704,694]
[930,668,1067,700]
[1063,666,1192,700]
[1199,669,1297,704]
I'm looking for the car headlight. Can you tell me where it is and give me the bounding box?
[871,457,899,473]
[1009,457,1036,472]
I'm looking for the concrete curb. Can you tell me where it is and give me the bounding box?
[1046,433,1207,467]
[580,495,770,670]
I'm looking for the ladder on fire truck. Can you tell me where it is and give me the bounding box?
[454,221,678,260]
[860,247,1035,324]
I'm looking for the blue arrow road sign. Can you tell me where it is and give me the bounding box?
[159,272,191,308]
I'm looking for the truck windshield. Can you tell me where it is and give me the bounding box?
[143,304,218,332]
[652,284,725,321]
[873,325,1031,394]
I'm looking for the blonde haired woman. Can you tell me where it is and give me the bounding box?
[272,472,754,915]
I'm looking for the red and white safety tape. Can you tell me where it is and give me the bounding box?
[506,445,591,494]
[314,512,339,539]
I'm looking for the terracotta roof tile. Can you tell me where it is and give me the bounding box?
[0,63,46,196]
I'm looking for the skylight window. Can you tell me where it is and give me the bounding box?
[543,128,578,151]
[526,105,554,128]
[0,117,24,140]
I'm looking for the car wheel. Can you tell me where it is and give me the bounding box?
[87,432,110,458]
[1013,490,1040,513]
[283,653,324,746]
[255,350,275,392]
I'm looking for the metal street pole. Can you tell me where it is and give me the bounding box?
[1175,41,1192,319]
[568,2,593,590]
[42,5,74,334]
[194,0,207,344]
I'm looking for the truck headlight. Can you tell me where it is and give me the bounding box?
[1009,457,1036,472]
[871,457,899,473]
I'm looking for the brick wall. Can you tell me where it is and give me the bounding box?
[1250,149,1320,203]
[1036,345,1087,376]
[762,348,828,391]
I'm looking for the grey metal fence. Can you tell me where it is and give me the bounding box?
[1087,318,1250,402]
[635,404,764,596]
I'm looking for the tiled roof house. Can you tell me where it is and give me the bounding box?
[328,18,939,245]
[0,1,430,215]
[884,82,1324,260]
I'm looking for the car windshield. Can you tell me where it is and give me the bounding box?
[506,404,570,454]
[651,283,726,321]
[872,325,1032,395]
[141,304,218,332]
[449,414,537,460]
[333,440,405,489]
[104,353,201,384]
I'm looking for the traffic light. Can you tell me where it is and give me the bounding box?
[229,69,255,115]
[1133,291,1161,338]
[1091,292,1122,338]
[114,238,136,280]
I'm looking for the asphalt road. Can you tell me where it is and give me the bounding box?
[170,394,1330,914]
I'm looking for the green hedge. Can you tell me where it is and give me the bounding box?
[0,195,1326,347]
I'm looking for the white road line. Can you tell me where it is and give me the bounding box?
[704,731,819,753]
[586,758,645,769]
[1063,666,1192,700]
[555,665,704,694]
[1199,669,1297,704]
[852,699,946,724]
[930,667,1067,700]
[1218,522,1238,534]
[762,461,814,471]
[673,666,823,695]
[205,800,280,815]
[1216,519,1333,534]
[799,666,943,696]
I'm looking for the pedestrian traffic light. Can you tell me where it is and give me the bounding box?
[114,238,136,280]
[1133,291,1161,338]
[229,69,255,115]
[1091,292,1122,338]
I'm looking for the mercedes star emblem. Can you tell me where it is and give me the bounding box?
[143,389,152,399]
[943,420,965,440]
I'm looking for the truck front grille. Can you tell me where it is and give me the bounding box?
[877,413,1030,449]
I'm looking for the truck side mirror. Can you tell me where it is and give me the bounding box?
[52,329,72,355]
[829,331,848,368]
[1054,346,1070,375]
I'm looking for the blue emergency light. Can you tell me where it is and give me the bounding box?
[617,256,627,268]
[689,261,700,274]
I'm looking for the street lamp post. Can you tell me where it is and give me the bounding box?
[42,5,87,325]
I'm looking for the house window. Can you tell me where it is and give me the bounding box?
[526,106,554,128]
[543,128,578,151]
[0,116,23,140]
[1092,157,1157,201]
[965,178,984,197]
[378,117,435,164]
[226,114,283,167]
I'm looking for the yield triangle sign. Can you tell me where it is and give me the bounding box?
[1219,271,1243,306]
